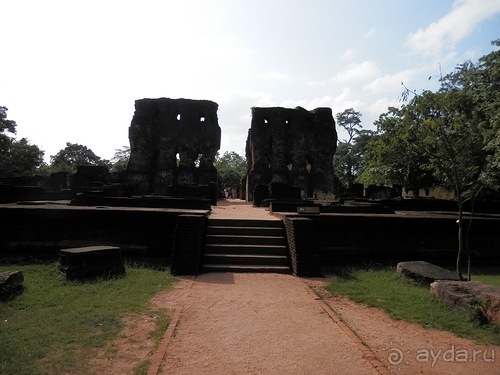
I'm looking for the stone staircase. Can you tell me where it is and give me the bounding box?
[203,219,290,274]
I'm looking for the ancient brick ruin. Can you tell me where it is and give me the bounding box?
[126,98,221,194]
[245,106,337,201]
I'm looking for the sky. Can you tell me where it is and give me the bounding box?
[1,0,499,163]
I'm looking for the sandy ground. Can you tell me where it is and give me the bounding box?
[156,273,379,375]
[89,200,499,374]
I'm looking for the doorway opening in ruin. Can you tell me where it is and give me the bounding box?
[194,153,202,168]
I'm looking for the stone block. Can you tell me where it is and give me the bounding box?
[431,281,500,324]
[396,261,460,285]
[297,206,320,214]
[0,271,24,300]
[59,246,125,281]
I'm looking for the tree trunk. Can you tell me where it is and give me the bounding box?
[456,199,464,281]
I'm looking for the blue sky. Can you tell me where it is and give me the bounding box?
[1,0,499,162]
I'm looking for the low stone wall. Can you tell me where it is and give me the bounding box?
[280,214,499,272]
[0,204,208,258]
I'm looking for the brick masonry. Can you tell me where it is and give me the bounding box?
[283,217,320,277]
[171,214,207,275]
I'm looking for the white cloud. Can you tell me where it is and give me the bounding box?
[332,88,365,114]
[369,98,401,120]
[280,96,335,110]
[363,68,421,94]
[364,28,376,38]
[330,61,381,83]
[262,72,289,80]
[340,48,356,60]
[405,0,500,56]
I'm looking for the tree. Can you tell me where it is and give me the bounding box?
[333,109,367,189]
[50,142,110,173]
[0,106,45,178]
[360,44,500,280]
[336,108,362,143]
[0,106,16,134]
[214,151,247,189]
[359,107,434,190]
[110,146,130,176]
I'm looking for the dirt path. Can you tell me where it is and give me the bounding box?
[147,274,499,375]
[154,273,380,375]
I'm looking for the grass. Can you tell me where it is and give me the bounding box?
[0,260,176,375]
[472,271,500,287]
[325,267,500,346]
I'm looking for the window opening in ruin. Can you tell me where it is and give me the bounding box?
[176,114,181,121]
[305,156,313,173]
[285,152,292,171]
[200,117,205,122]
[194,153,202,168]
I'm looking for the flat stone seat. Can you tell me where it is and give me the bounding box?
[59,246,125,281]
[0,271,24,300]
[396,260,460,285]
[431,281,500,324]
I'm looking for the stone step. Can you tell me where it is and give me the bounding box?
[202,264,291,274]
[205,234,286,246]
[204,253,289,266]
[206,225,284,236]
[207,219,283,228]
[203,218,290,274]
[204,244,287,256]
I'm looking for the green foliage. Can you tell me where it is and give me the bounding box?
[359,46,500,279]
[336,108,362,143]
[0,262,175,375]
[110,146,130,180]
[50,142,110,173]
[0,106,17,134]
[0,137,45,178]
[326,268,500,345]
[0,106,45,178]
[359,107,433,188]
[360,44,499,193]
[214,151,247,188]
[333,109,374,189]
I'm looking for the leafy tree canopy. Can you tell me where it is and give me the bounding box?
[0,106,17,135]
[0,106,45,178]
[50,142,110,173]
[214,151,247,188]
[336,108,362,143]
[333,109,375,189]
[358,42,500,280]
[110,146,130,174]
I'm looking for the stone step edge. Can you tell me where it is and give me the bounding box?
[204,254,288,259]
[202,264,290,270]
[205,244,287,249]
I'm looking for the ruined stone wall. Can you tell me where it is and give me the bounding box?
[126,98,221,194]
[246,106,337,200]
